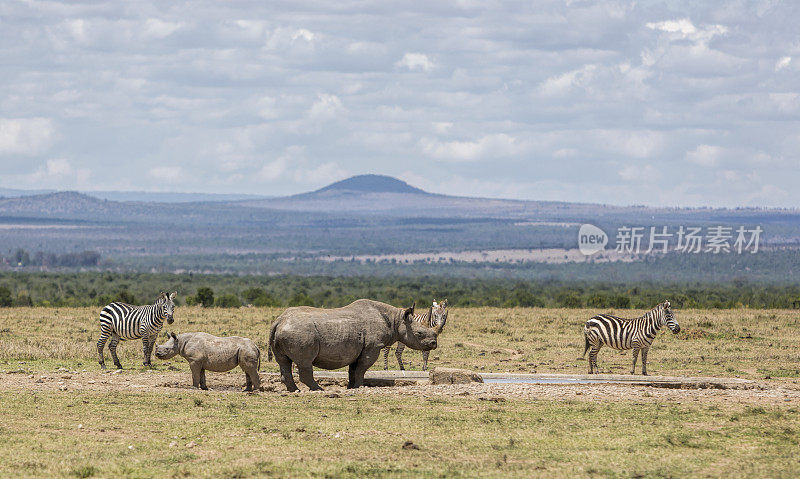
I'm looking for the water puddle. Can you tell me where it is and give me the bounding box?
[483,377,627,385]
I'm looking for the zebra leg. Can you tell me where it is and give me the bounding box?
[97,329,111,369]
[631,348,640,375]
[383,346,390,370]
[142,335,157,368]
[588,346,601,374]
[395,343,406,370]
[641,348,649,376]
[109,335,122,369]
[422,350,430,371]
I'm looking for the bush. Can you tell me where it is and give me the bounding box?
[242,287,281,307]
[0,287,12,307]
[288,292,314,307]
[195,287,214,308]
[557,293,583,308]
[215,294,241,308]
[114,289,136,305]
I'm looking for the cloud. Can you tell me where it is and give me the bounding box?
[148,166,184,183]
[294,162,347,185]
[0,118,56,156]
[685,145,724,167]
[308,94,343,119]
[396,53,434,71]
[619,163,660,182]
[258,158,287,181]
[419,134,524,162]
[1,2,799,206]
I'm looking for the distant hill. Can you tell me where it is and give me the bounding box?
[314,174,428,195]
[84,191,271,203]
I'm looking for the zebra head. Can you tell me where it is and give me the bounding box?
[662,300,680,333]
[157,291,177,324]
[430,298,449,330]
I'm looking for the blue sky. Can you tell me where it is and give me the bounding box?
[1,1,798,207]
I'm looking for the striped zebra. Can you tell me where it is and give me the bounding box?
[97,291,177,369]
[383,299,448,371]
[583,300,680,375]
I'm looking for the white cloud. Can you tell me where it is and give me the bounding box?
[619,163,660,182]
[148,166,184,183]
[646,18,727,44]
[308,94,343,119]
[419,134,524,162]
[775,56,792,71]
[685,145,724,167]
[142,19,182,39]
[258,158,287,181]
[0,118,56,156]
[294,162,347,185]
[396,53,434,71]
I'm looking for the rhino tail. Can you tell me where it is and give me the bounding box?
[268,320,278,362]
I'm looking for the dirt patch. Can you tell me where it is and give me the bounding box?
[2,368,798,407]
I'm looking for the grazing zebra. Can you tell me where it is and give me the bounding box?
[583,300,680,375]
[97,291,177,369]
[384,299,448,371]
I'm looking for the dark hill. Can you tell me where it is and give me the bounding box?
[314,174,428,195]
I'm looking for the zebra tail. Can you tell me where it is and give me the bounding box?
[583,335,590,358]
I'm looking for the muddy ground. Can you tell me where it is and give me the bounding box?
[2,367,799,407]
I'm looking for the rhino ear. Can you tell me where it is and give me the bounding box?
[403,302,415,322]
[170,331,177,340]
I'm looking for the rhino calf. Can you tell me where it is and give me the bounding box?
[155,332,261,391]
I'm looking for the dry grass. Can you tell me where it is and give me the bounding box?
[0,389,798,478]
[0,306,799,477]
[1,306,798,380]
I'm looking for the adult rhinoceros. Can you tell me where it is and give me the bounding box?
[268,299,445,391]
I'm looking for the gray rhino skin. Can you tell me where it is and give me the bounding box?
[155,332,261,391]
[268,299,445,391]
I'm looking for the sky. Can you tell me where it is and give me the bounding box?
[1,0,799,207]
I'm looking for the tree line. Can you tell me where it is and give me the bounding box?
[0,272,798,309]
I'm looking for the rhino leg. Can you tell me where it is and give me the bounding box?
[242,365,260,391]
[274,353,298,392]
[348,347,381,389]
[297,365,323,391]
[190,362,204,389]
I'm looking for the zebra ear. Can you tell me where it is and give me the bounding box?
[664,300,671,309]
[441,299,448,308]
[169,292,177,300]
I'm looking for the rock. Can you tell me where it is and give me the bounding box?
[429,367,483,385]
[185,441,197,448]
[402,441,420,450]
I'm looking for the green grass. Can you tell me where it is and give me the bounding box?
[0,390,798,478]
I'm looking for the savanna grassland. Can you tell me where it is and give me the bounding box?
[0,306,799,478]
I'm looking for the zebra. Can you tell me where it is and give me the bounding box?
[383,299,448,371]
[583,300,680,375]
[97,291,177,369]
